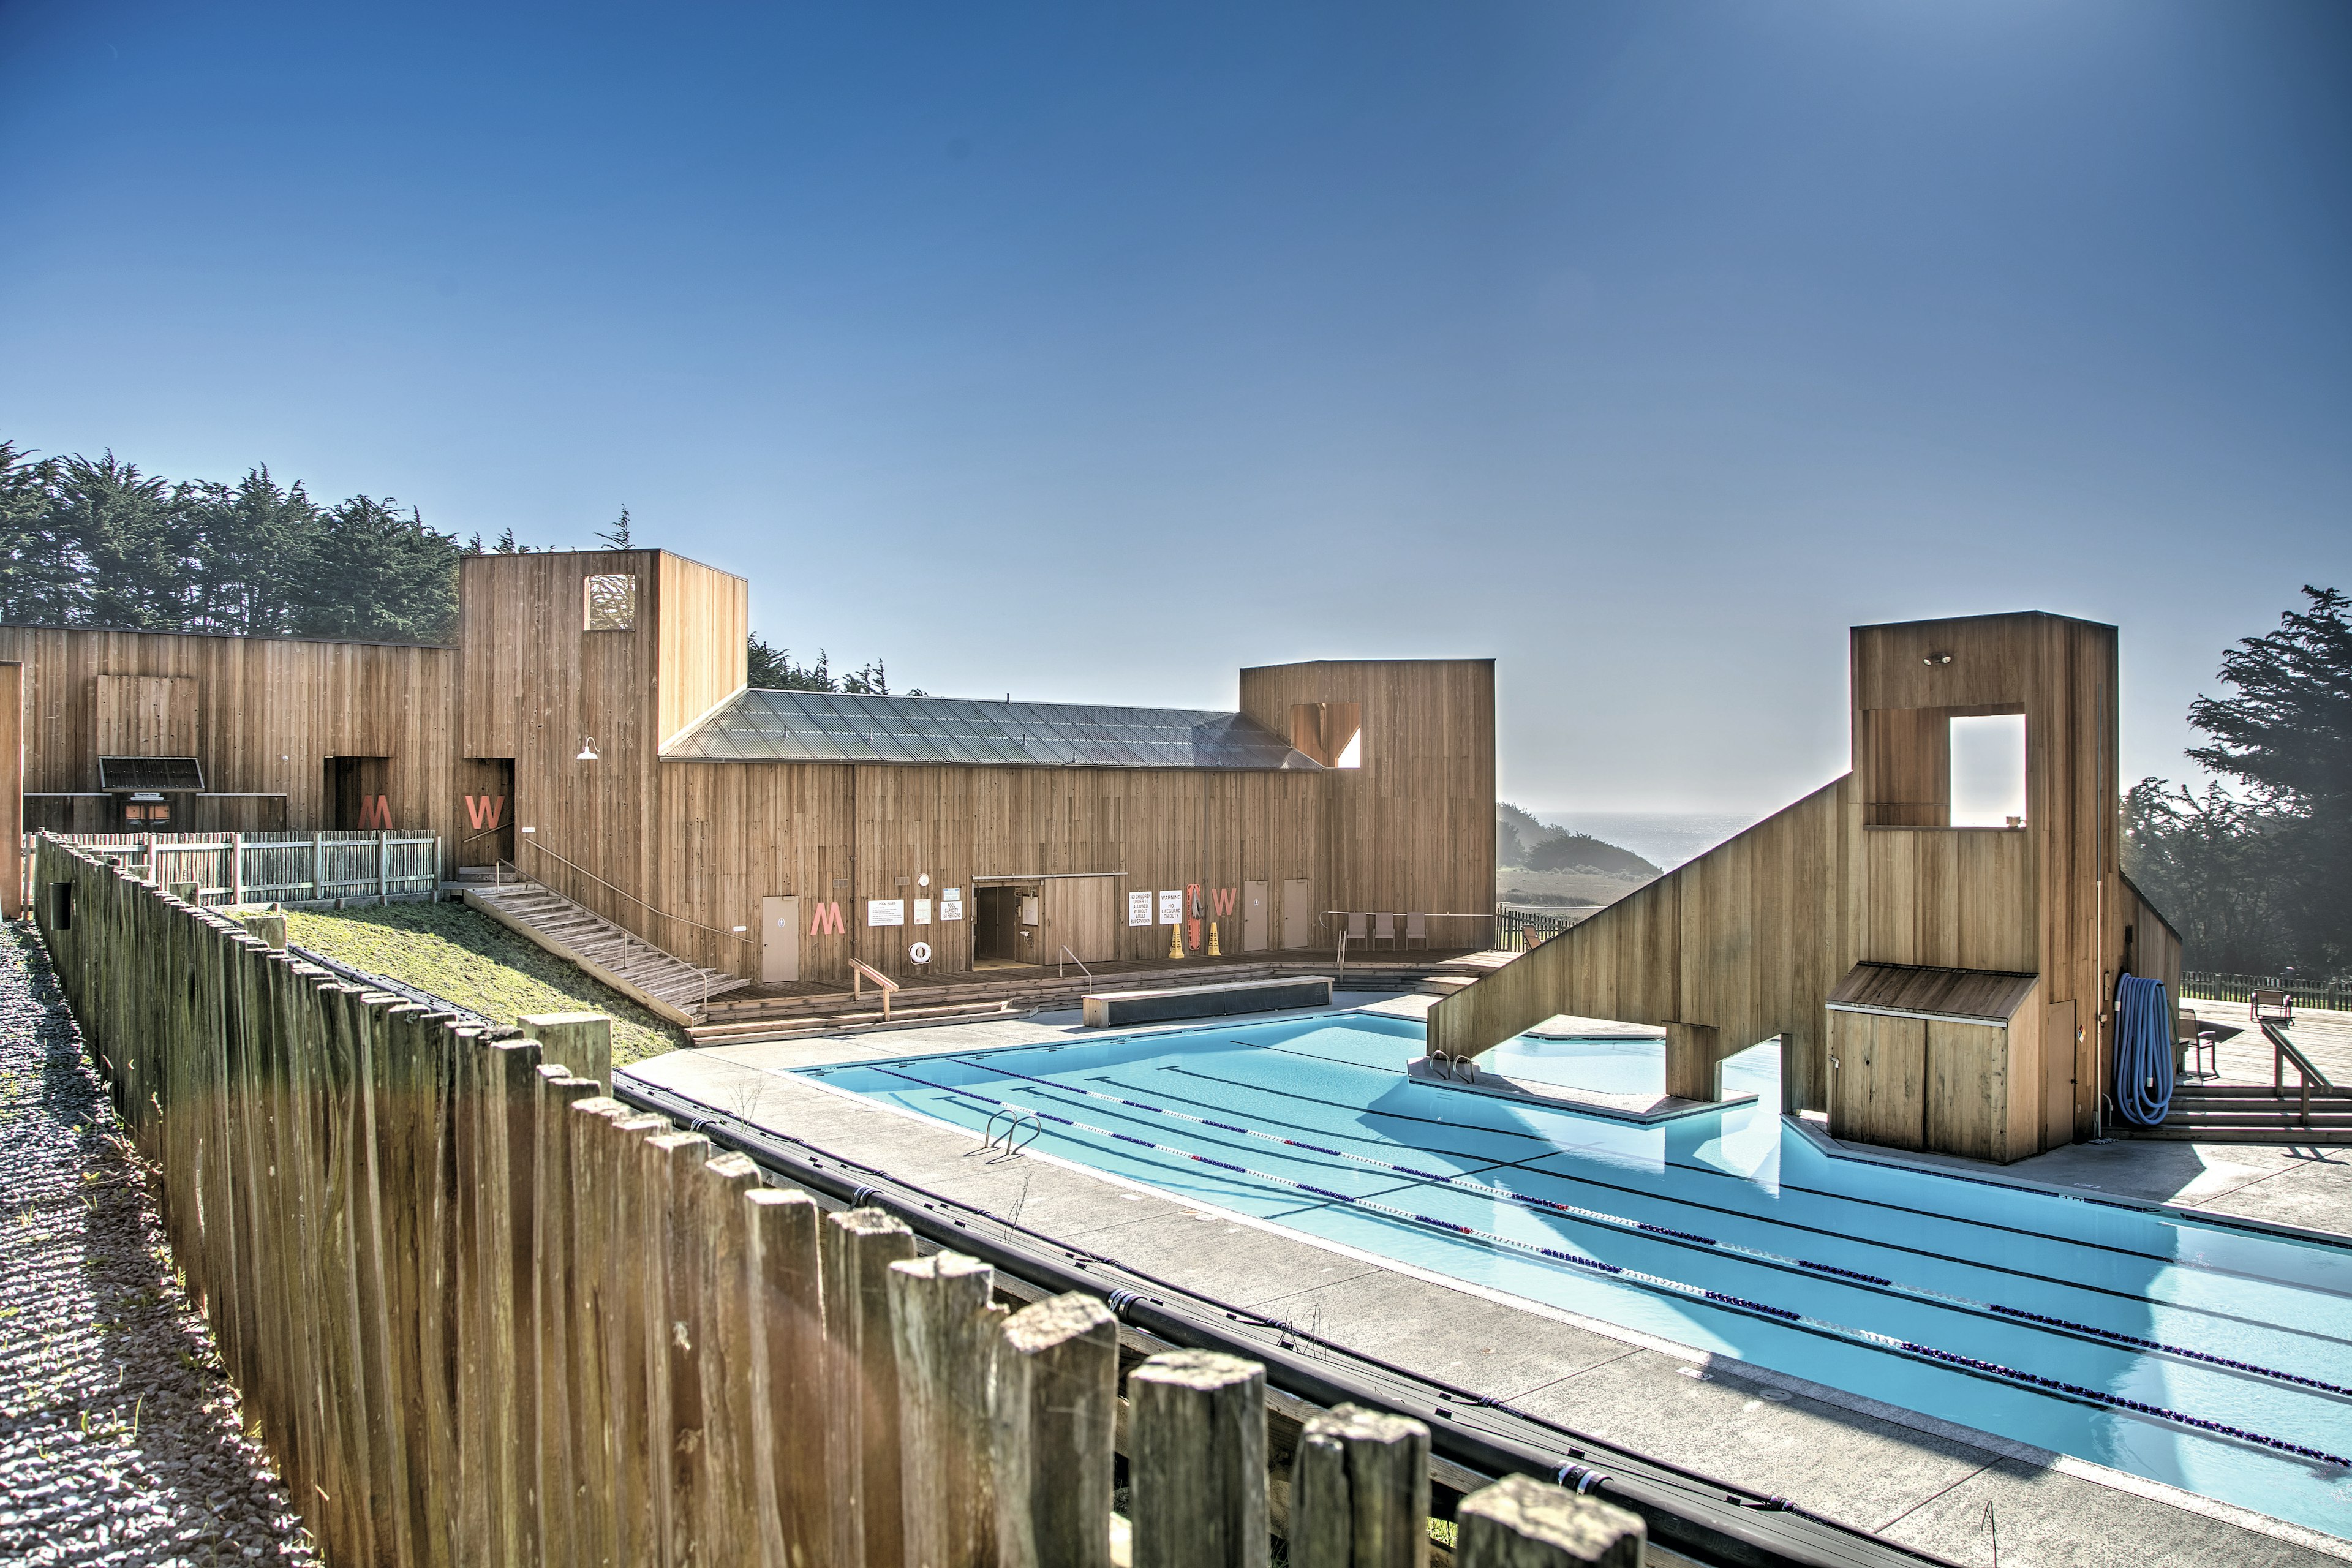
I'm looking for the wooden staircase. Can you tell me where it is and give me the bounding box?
[459,873,748,1024]
[2119,1081,2352,1144]
[1416,949,1521,997]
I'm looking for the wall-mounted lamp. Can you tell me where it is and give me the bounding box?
[577,737,599,762]
[1921,653,1952,666]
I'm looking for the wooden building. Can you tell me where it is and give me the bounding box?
[3,549,1496,987]
[1427,610,2181,1161]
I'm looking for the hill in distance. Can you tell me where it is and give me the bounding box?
[1496,802,1662,908]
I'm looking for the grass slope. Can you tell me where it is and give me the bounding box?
[283,900,688,1066]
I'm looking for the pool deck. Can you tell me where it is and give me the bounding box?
[622,994,2352,1567]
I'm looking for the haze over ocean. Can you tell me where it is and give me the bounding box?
[3,2,2346,816]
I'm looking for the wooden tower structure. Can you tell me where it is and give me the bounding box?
[1427,610,2180,1160]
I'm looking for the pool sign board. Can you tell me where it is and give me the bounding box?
[1129,891,1153,926]
[867,899,906,927]
[940,888,964,921]
[1158,889,1183,925]
[914,899,932,925]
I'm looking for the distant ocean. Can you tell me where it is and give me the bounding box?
[1528,810,1763,873]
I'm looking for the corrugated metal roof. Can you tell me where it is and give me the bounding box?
[664,689,1322,771]
[97,756,206,791]
[1826,962,2040,1025]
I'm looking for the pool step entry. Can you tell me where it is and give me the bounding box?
[2123,1080,2352,1144]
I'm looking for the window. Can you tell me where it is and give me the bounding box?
[584,573,636,631]
[1950,714,2026,827]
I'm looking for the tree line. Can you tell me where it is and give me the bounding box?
[0,439,914,692]
[2124,586,2350,980]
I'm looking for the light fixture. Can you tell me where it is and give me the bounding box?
[1921,653,1952,666]
[577,737,599,762]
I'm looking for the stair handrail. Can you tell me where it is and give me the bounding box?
[1058,945,1096,993]
[507,835,753,950]
[850,958,900,1023]
[2261,1019,2335,1130]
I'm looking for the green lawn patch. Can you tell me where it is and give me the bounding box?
[282,899,687,1065]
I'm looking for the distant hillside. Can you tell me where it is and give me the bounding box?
[1496,802,1660,879]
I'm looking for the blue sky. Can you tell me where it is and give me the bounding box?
[4,1,2346,815]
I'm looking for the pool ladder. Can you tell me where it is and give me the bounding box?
[1427,1050,1481,1084]
[979,1105,1042,1161]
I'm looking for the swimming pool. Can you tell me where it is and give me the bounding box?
[802,1011,2352,1538]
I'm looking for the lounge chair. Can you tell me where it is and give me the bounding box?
[1404,911,1430,949]
[1344,912,1369,952]
[1371,912,1397,949]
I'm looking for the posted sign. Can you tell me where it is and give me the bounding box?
[867,899,906,927]
[940,888,964,921]
[1128,891,1153,927]
[1158,890,1183,925]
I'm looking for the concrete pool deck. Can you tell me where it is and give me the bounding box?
[621,995,2352,1567]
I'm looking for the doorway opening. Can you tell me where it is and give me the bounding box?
[974,883,1041,968]
[326,756,393,830]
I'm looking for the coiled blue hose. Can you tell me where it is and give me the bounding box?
[2113,973,2174,1127]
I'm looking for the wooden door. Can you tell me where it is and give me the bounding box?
[761,896,800,984]
[1281,880,1310,949]
[1242,880,1270,952]
[1828,1011,1927,1151]
[2044,998,2078,1148]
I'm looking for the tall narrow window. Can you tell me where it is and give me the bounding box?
[1950,714,2026,826]
[584,573,636,631]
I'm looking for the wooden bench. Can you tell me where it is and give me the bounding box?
[1081,974,1333,1028]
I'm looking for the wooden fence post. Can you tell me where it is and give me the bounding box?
[230,829,244,905]
[745,1186,827,1568]
[889,1252,1005,1568]
[605,1110,671,1568]
[823,1207,918,1568]
[480,1037,545,1567]
[642,1129,715,1568]
[522,1011,614,1095]
[992,1292,1117,1568]
[1129,1350,1270,1568]
[568,1094,633,1568]
[695,1152,765,1558]
[1452,1477,1644,1568]
[534,1066,601,1566]
[1289,1405,1431,1568]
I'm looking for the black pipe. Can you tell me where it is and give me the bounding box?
[618,1075,1960,1568]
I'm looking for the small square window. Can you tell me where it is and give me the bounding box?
[584,573,636,631]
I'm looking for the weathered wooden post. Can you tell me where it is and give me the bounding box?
[604,1109,671,1568]
[1129,1350,1270,1568]
[745,1186,827,1568]
[1453,1476,1644,1568]
[567,1094,632,1568]
[522,1011,614,1095]
[643,1128,716,1567]
[889,1252,1006,1568]
[823,1207,918,1568]
[1289,1404,1432,1568]
[533,1065,601,1567]
[311,830,325,903]
[695,1152,765,1556]
[993,1292,1117,1568]
[230,829,244,905]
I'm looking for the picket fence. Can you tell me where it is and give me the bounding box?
[47,828,441,906]
[31,839,1645,1568]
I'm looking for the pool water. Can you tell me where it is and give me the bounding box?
[803,1012,2352,1537]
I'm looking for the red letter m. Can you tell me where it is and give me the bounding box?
[809,901,845,937]
[358,794,393,830]
[465,793,506,830]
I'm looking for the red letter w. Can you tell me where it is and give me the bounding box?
[465,794,506,831]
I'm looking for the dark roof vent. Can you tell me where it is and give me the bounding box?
[97,756,206,792]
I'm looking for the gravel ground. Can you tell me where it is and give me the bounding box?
[0,921,317,1566]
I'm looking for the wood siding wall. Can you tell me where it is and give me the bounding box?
[655,553,748,749]
[1238,659,1495,933]
[0,624,461,853]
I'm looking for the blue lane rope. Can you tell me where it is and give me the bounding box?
[2114,974,2175,1128]
[862,1063,2349,1471]
[949,1059,2352,1401]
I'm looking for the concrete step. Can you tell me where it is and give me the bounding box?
[687,998,1012,1045]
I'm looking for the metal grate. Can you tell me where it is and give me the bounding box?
[96,756,206,791]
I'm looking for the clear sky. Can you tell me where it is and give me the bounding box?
[4,1,2346,815]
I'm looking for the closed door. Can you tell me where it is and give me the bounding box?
[1280,879,1310,949]
[1829,1011,1927,1150]
[761,896,800,984]
[2045,998,2078,1147]
[1242,880,1270,952]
